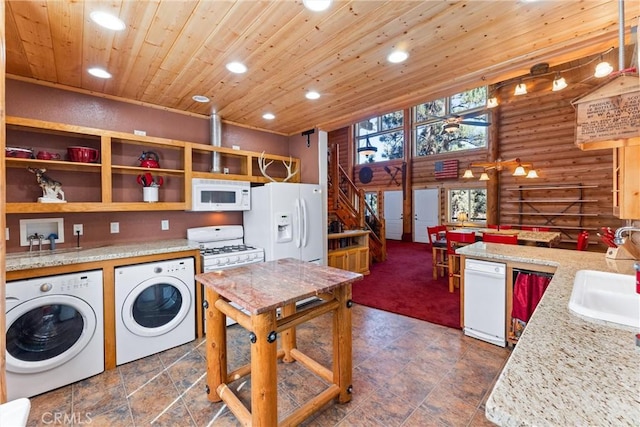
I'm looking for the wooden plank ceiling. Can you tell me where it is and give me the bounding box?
[5,0,639,135]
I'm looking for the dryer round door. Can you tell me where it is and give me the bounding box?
[121,276,192,337]
[6,294,98,374]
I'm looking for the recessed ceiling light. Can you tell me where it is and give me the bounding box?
[303,0,332,12]
[306,91,320,100]
[263,113,275,120]
[89,11,126,31]
[192,95,210,103]
[387,50,409,64]
[88,67,112,79]
[226,62,247,74]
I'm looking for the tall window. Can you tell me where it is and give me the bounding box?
[414,87,488,156]
[448,188,487,223]
[355,111,404,165]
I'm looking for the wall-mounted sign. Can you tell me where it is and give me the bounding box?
[573,74,640,150]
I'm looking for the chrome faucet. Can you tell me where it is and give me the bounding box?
[613,226,640,245]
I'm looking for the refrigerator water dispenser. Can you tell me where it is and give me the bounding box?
[276,213,293,243]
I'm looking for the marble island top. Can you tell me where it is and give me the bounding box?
[457,242,640,426]
[196,258,363,314]
[5,239,200,271]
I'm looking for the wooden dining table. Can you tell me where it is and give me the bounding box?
[446,227,562,247]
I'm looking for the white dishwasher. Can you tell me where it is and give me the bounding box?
[463,258,507,347]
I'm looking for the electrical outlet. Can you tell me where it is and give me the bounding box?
[134,129,146,136]
[223,167,229,174]
[73,224,84,235]
[110,222,120,234]
[161,220,169,231]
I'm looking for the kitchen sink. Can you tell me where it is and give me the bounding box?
[569,270,639,330]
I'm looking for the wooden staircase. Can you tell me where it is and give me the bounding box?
[328,149,387,263]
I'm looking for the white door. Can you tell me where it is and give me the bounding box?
[384,190,403,240]
[413,188,439,243]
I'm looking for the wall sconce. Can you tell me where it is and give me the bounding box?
[462,168,475,179]
[552,73,567,91]
[357,134,378,156]
[526,169,539,179]
[462,158,538,181]
[514,82,528,96]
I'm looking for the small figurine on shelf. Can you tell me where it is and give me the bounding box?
[27,167,66,203]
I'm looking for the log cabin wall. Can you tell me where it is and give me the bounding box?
[494,78,623,248]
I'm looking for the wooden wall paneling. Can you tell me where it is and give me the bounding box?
[1,0,7,404]
[495,81,623,248]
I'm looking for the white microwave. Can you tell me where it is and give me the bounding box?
[190,179,251,211]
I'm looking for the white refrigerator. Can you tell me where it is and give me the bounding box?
[243,182,325,264]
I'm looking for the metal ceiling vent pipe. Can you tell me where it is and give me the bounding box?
[211,112,222,173]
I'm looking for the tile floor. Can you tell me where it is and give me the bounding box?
[25,304,511,426]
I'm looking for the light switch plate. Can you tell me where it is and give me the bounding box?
[6,228,9,241]
[161,220,169,231]
[110,222,120,233]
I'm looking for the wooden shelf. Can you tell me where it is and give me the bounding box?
[328,230,370,275]
[5,116,300,213]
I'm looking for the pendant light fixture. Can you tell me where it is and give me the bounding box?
[479,172,490,181]
[526,169,539,179]
[462,168,475,179]
[512,164,527,176]
[357,135,378,156]
[486,97,499,108]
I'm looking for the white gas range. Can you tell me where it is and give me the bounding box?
[187,225,265,327]
[186,225,265,272]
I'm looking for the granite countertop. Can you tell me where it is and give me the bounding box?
[5,239,201,271]
[196,258,363,314]
[457,242,640,426]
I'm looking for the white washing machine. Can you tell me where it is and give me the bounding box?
[5,270,104,401]
[115,257,195,365]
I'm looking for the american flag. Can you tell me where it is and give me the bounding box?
[434,160,459,179]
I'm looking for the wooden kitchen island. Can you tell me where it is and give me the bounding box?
[196,258,363,426]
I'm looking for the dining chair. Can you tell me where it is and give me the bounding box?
[487,224,499,229]
[427,225,448,279]
[482,233,518,245]
[520,226,550,232]
[446,231,477,292]
[576,230,589,251]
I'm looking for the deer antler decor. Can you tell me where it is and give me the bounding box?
[258,151,299,182]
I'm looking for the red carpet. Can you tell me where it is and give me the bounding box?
[352,240,461,329]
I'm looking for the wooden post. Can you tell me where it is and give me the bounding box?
[204,287,226,403]
[281,302,297,363]
[251,310,278,426]
[333,285,353,403]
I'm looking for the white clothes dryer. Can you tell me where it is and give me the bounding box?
[115,257,195,365]
[5,270,104,400]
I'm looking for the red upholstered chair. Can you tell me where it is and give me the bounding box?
[576,231,589,251]
[427,225,448,279]
[482,233,518,245]
[521,226,550,232]
[446,231,477,292]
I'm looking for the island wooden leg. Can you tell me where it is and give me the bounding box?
[333,285,353,403]
[281,302,297,363]
[204,287,227,403]
[251,309,278,426]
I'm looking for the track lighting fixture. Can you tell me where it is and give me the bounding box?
[514,82,527,96]
[552,73,567,91]
[594,57,613,78]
